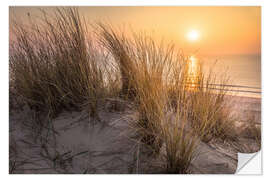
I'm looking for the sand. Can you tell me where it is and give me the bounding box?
[9,95,261,174]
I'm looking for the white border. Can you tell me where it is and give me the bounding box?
[6,0,263,6]
[2,0,269,179]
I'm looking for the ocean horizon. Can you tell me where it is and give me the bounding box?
[200,54,261,98]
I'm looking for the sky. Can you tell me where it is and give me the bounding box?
[9,6,261,56]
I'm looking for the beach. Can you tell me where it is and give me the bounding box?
[9,95,261,174]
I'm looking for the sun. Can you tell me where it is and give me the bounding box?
[187,30,199,42]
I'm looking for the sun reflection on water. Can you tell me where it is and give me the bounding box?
[185,55,200,90]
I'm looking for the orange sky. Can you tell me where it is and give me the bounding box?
[10,6,261,56]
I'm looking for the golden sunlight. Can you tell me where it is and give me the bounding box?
[189,55,197,74]
[185,55,199,90]
[187,30,199,42]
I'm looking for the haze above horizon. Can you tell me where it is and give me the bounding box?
[10,6,261,56]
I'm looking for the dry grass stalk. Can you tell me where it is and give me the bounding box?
[10,8,107,118]
[9,8,240,174]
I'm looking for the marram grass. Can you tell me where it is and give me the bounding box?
[10,7,237,173]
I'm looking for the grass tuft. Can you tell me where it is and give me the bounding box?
[9,8,242,174]
[10,8,107,118]
[160,98,198,174]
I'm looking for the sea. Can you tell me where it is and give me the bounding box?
[199,54,261,98]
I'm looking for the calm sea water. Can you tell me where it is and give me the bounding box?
[200,54,261,98]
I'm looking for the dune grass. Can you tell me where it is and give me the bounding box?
[9,8,240,174]
[98,26,176,153]
[245,112,261,147]
[159,96,198,174]
[166,56,236,143]
[97,26,200,172]
[10,8,107,118]
[187,71,237,142]
[97,24,138,99]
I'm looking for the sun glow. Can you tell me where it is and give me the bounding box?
[189,56,197,74]
[186,55,199,89]
[187,30,199,42]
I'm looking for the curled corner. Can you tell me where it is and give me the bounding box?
[236,151,262,174]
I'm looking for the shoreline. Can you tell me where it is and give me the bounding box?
[228,94,261,125]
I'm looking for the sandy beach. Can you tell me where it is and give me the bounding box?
[9,95,261,174]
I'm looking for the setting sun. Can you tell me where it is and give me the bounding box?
[187,30,199,42]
